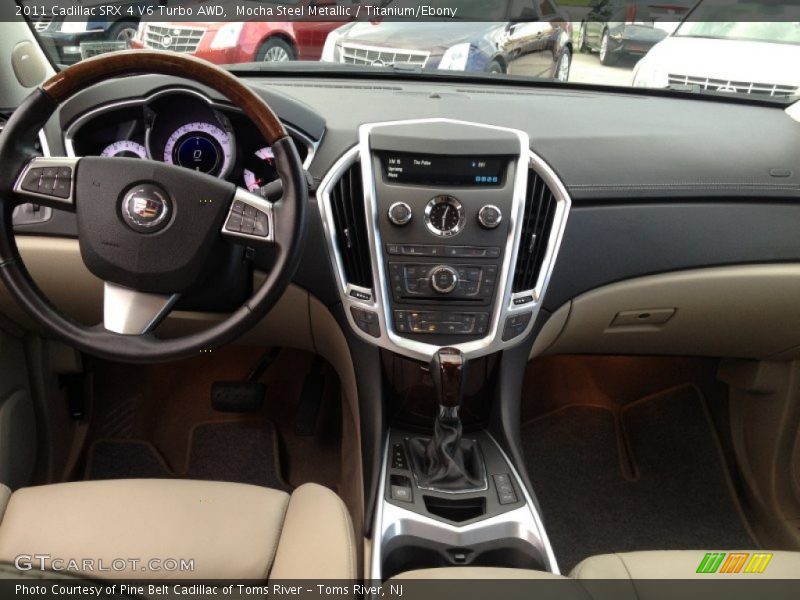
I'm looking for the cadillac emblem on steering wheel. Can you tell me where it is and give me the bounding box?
[121,184,171,233]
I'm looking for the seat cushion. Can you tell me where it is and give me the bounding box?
[0,479,355,580]
[271,482,357,579]
[570,551,800,579]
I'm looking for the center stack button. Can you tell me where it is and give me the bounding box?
[430,266,459,294]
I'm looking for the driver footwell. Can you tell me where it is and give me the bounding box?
[85,421,290,490]
[79,348,341,493]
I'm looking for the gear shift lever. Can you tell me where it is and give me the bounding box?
[430,347,465,417]
[407,348,485,491]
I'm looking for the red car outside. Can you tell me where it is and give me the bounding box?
[132,13,349,64]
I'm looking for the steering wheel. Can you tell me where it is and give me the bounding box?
[0,51,307,363]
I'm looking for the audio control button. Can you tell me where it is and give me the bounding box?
[478,205,502,229]
[388,202,412,226]
[430,266,459,294]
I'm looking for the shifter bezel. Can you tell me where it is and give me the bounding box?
[371,429,560,581]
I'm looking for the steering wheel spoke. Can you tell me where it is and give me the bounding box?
[103,282,180,335]
[221,187,275,247]
[13,157,80,211]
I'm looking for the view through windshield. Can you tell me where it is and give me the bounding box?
[11,0,800,102]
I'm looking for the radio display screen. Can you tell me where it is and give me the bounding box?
[379,152,508,187]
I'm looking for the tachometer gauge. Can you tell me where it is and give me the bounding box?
[243,146,278,192]
[101,140,147,159]
[163,122,233,178]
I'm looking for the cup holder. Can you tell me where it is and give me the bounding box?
[423,495,486,523]
[381,535,547,581]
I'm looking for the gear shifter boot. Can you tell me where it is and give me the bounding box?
[407,415,486,491]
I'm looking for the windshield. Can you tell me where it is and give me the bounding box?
[14,0,800,103]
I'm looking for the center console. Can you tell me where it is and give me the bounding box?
[316,119,570,581]
[318,118,570,363]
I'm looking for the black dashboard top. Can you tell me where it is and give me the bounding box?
[41,73,800,203]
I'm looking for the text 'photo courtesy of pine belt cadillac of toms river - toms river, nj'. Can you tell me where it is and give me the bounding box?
[0,0,799,599]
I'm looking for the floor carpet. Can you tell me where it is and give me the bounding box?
[522,385,755,573]
[85,419,289,491]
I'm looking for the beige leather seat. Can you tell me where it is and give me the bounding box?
[0,479,356,580]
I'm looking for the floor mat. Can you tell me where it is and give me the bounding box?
[186,421,290,491]
[85,440,170,480]
[85,420,289,491]
[522,386,755,573]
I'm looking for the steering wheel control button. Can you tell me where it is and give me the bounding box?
[226,203,271,238]
[430,266,459,294]
[478,204,503,229]
[20,168,43,192]
[502,312,533,342]
[254,211,270,237]
[225,213,243,233]
[388,202,413,226]
[121,184,171,233]
[53,178,72,199]
[19,165,74,200]
[350,307,380,338]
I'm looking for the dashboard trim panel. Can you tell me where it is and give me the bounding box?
[317,118,571,362]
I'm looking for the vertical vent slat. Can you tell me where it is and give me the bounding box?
[329,161,373,289]
[513,169,558,294]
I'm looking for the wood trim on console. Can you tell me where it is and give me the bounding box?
[41,50,287,143]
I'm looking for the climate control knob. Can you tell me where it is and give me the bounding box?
[388,202,412,226]
[478,204,502,229]
[430,266,459,294]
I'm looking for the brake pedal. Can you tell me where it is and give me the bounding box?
[211,381,266,413]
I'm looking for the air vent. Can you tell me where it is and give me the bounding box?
[329,160,373,289]
[512,168,558,293]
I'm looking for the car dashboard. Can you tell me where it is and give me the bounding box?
[13,71,800,362]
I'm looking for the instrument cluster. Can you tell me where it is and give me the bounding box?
[69,91,309,192]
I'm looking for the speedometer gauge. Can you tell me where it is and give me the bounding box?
[163,122,233,178]
[101,141,147,159]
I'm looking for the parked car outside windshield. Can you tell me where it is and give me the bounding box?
[633,1,800,97]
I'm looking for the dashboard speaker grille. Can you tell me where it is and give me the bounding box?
[513,169,557,293]
[329,161,374,289]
